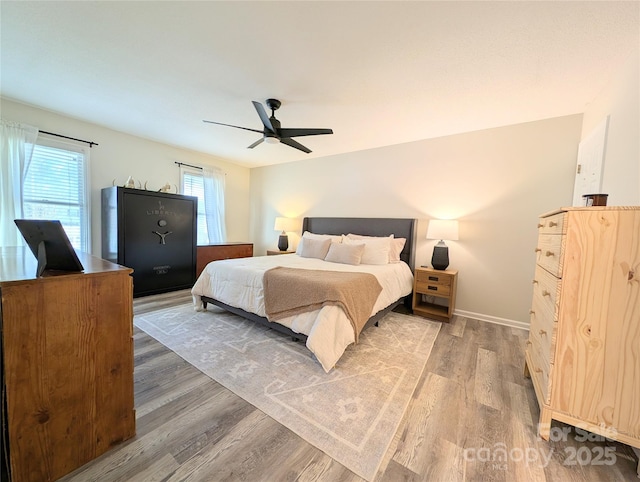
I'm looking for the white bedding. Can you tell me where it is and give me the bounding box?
[191,254,414,371]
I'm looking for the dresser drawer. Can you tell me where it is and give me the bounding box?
[538,212,566,234]
[526,340,552,404]
[532,265,561,324]
[415,270,452,286]
[535,234,565,278]
[415,281,451,297]
[529,297,557,365]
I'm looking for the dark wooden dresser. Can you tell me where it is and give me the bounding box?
[102,187,197,297]
[196,243,253,278]
[0,247,135,481]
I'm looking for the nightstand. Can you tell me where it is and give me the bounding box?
[267,250,295,255]
[412,267,458,322]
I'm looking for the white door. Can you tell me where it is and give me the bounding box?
[572,116,609,206]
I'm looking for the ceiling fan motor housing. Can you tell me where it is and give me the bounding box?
[266,98,281,111]
[267,116,281,134]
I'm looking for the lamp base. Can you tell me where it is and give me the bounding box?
[431,242,449,270]
[278,234,289,251]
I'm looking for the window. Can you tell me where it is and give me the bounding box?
[22,139,90,251]
[181,168,208,245]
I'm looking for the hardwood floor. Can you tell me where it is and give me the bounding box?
[59,290,639,481]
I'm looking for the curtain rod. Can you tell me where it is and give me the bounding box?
[39,130,98,147]
[174,161,226,175]
[175,161,202,170]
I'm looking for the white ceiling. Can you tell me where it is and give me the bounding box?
[1,1,638,168]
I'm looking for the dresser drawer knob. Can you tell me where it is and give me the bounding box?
[538,223,544,228]
[532,279,538,284]
[545,251,554,257]
[539,329,547,336]
[535,248,542,253]
[529,310,535,315]
[549,221,558,227]
[534,368,543,374]
[542,290,551,297]
[526,340,532,346]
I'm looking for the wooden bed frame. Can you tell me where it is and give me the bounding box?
[200,216,417,342]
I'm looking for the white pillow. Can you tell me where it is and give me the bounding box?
[346,233,405,263]
[300,237,331,259]
[390,237,406,263]
[324,242,365,265]
[343,235,391,265]
[295,231,342,255]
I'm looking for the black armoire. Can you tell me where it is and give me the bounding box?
[101,187,197,297]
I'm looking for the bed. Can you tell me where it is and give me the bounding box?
[191,217,417,371]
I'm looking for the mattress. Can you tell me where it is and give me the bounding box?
[191,254,414,371]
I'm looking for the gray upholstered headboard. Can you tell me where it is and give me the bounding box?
[301,217,416,269]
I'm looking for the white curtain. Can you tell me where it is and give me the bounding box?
[202,165,226,243]
[0,120,38,247]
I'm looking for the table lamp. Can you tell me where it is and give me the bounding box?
[274,217,296,251]
[426,219,459,270]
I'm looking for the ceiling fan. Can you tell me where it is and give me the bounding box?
[203,99,333,154]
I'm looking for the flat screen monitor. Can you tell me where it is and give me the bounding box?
[14,219,84,277]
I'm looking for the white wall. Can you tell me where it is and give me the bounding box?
[4,43,635,328]
[1,97,251,255]
[250,114,583,326]
[581,47,639,205]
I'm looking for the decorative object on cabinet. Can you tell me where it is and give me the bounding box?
[524,206,640,475]
[196,243,253,278]
[0,247,135,481]
[274,216,297,251]
[102,186,197,297]
[111,178,177,192]
[426,219,459,270]
[412,267,457,322]
[582,193,608,206]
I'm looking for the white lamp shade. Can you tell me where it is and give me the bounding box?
[274,217,297,232]
[426,219,459,241]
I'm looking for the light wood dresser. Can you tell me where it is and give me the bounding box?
[0,247,136,481]
[524,207,640,473]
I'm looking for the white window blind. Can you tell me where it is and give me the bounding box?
[22,141,90,251]
[181,170,208,245]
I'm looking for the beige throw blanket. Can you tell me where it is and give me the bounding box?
[263,267,383,342]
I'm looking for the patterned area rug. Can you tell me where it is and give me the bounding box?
[134,303,441,481]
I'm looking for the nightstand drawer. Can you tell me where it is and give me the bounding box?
[415,270,452,286]
[415,281,451,297]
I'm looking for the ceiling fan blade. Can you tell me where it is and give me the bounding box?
[252,101,276,134]
[247,138,264,149]
[280,137,311,154]
[278,128,333,138]
[203,120,263,134]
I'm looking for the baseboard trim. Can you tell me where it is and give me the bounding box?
[453,309,530,331]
